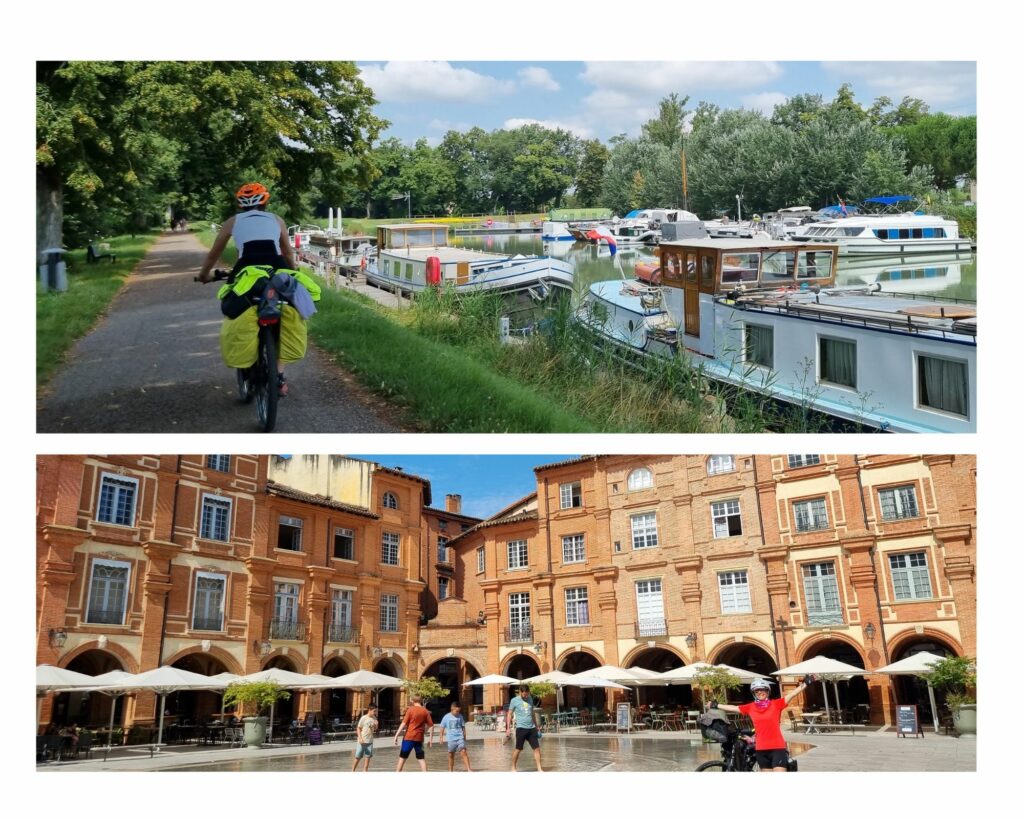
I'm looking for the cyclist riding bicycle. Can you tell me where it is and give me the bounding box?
[712,675,816,772]
[198,182,298,396]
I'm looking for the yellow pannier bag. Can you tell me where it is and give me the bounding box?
[278,304,308,363]
[219,306,259,369]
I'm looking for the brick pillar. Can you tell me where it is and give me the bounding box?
[532,574,554,673]
[843,533,887,724]
[674,556,703,660]
[357,576,382,671]
[244,556,278,673]
[594,567,619,665]
[481,578,500,711]
[152,457,181,542]
[935,524,976,657]
[306,566,333,715]
[128,540,177,725]
[760,545,794,666]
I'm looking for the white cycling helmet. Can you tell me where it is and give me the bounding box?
[750,678,773,693]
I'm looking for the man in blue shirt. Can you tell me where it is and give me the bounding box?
[439,701,473,772]
[505,684,544,772]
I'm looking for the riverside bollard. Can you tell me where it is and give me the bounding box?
[39,247,68,292]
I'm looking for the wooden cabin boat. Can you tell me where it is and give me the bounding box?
[578,237,976,432]
[367,223,573,299]
[307,233,377,268]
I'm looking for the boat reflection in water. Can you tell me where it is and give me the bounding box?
[834,255,966,295]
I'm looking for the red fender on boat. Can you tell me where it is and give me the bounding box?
[426,256,442,287]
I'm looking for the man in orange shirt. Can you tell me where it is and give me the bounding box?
[394,694,435,771]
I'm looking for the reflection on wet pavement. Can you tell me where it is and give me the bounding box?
[169,735,811,772]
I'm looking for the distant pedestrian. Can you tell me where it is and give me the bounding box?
[506,684,543,772]
[394,694,434,772]
[352,704,378,772]
[440,701,473,772]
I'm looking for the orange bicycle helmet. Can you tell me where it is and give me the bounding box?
[236,182,270,207]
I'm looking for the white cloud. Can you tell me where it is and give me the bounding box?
[359,61,516,103]
[580,61,784,95]
[518,66,560,91]
[504,117,593,139]
[740,91,788,116]
[820,61,976,108]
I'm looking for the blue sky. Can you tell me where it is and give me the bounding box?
[353,455,578,519]
[358,61,976,145]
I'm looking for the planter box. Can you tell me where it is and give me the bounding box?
[243,716,269,748]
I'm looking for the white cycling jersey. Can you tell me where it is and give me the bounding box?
[232,210,282,253]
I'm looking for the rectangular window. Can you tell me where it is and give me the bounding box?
[635,579,665,636]
[788,455,821,468]
[192,572,225,631]
[200,495,231,541]
[277,515,303,551]
[507,540,528,570]
[437,536,449,563]
[97,474,138,527]
[720,252,760,284]
[271,582,301,639]
[565,587,590,626]
[707,455,735,475]
[819,337,857,389]
[744,324,773,368]
[438,577,450,600]
[329,589,354,642]
[562,534,586,564]
[918,355,969,418]
[879,485,920,521]
[718,571,752,614]
[476,547,485,574]
[206,455,230,472]
[438,520,447,532]
[559,481,582,509]
[380,593,399,632]
[508,592,531,641]
[793,498,830,532]
[889,552,933,600]
[86,559,130,625]
[630,512,659,549]
[711,499,742,538]
[381,532,400,565]
[333,527,355,561]
[802,562,844,625]
[798,250,833,279]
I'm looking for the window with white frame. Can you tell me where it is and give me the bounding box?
[200,495,232,541]
[437,536,449,563]
[889,552,932,600]
[793,498,829,532]
[802,562,844,625]
[917,354,969,418]
[507,539,528,570]
[380,593,399,632]
[707,455,735,475]
[508,592,531,641]
[718,571,752,613]
[565,586,590,626]
[271,582,301,639]
[382,492,399,510]
[788,455,820,468]
[206,455,230,472]
[438,576,450,600]
[628,468,654,490]
[333,527,355,560]
[879,485,920,521]
[329,589,354,642]
[476,546,485,574]
[711,499,742,538]
[559,481,582,509]
[192,572,225,631]
[635,579,665,636]
[630,512,659,549]
[277,515,303,551]
[97,473,138,527]
[819,336,857,388]
[85,559,130,624]
[744,323,774,368]
[562,534,586,564]
[381,532,400,565]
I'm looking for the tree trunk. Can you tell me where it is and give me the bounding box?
[37,166,63,263]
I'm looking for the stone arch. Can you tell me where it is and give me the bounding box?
[708,638,778,679]
[620,641,687,668]
[261,651,300,671]
[164,644,243,675]
[797,633,868,665]
[622,642,690,709]
[500,650,542,677]
[795,636,870,716]
[59,640,138,673]
[886,628,963,660]
[554,645,604,671]
[371,656,405,719]
[321,649,359,675]
[372,654,406,678]
[883,630,962,727]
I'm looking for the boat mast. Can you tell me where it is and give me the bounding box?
[680,151,689,212]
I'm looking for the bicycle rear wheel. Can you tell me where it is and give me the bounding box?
[236,367,255,403]
[254,326,279,432]
[695,761,728,772]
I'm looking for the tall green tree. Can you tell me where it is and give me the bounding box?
[574,139,611,206]
[641,92,690,149]
[890,113,976,188]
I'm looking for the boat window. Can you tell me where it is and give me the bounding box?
[917,355,969,418]
[721,253,759,284]
[700,254,715,289]
[819,337,857,389]
[797,250,832,279]
[744,324,774,369]
[663,251,681,281]
[399,228,443,248]
[934,228,946,238]
[685,253,697,284]
[899,229,910,240]
[761,251,796,284]
[912,228,923,239]
[874,229,890,240]
[840,226,864,236]
[405,263,413,280]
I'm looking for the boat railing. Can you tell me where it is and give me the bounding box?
[722,294,977,341]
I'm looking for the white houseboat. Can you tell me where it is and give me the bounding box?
[308,233,377,268]
[542,207,614,241]
[792,213,972,256]
[578,238,976,433]
[367,223,573,300]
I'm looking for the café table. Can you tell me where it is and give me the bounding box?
[801,711,825,734]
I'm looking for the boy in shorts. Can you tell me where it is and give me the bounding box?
[394,694,434,771]
[352,704,378,772]
[506,684,544,772]
[440,701,473,771]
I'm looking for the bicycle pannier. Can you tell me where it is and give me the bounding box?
[219,307,259,368]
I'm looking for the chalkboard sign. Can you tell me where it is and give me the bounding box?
[896,704,923,738]
[616,702,632,732]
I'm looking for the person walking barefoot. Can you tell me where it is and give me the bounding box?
[440,701,473,772]
[394,694,434,772]
[506,684,543,772]
[351,704,378,772]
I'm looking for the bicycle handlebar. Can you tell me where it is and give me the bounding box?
[194,269,230,283]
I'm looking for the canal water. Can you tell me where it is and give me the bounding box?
[455,234,977,301]
[168,734,813,772]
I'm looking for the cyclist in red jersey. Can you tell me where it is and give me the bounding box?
[713,675,816,771]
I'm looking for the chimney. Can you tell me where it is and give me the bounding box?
[445,494,462,514]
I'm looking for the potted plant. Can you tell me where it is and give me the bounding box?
[403,676,450,707]
[921,656,976,735]
[222,682,290,748]
[691,666,744,710]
